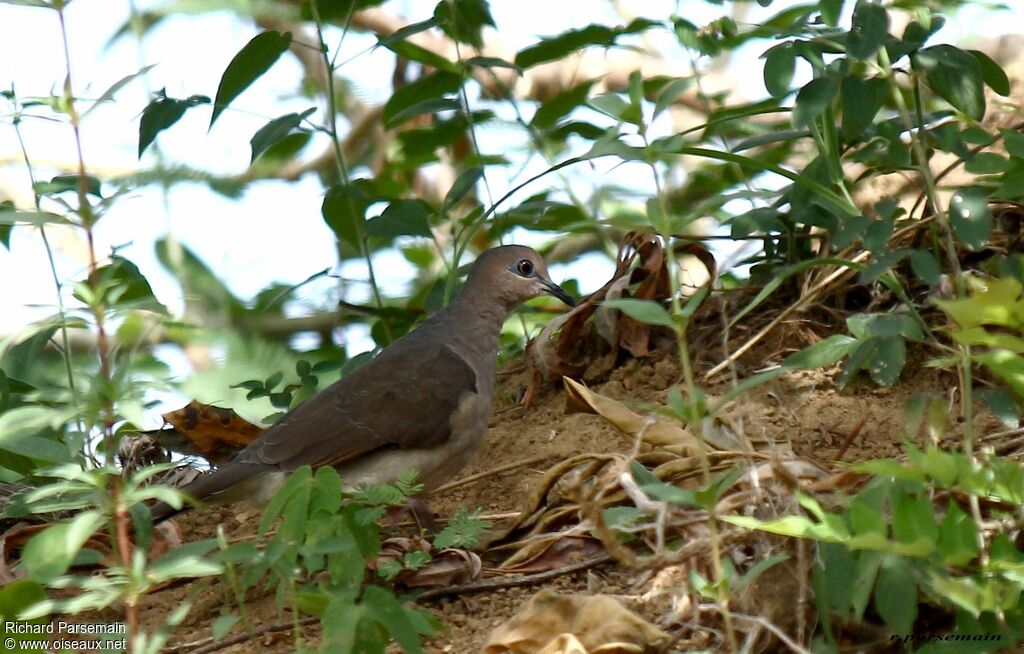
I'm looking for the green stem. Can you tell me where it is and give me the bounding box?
[308,0,389,341]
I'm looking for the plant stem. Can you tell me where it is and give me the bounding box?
[56,6,136,649]
[308,0,390,341]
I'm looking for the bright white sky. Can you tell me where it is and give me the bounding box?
[0,0,1018,358]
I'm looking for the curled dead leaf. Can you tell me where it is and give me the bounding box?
[149,400,264,464]
[483,590,669,654]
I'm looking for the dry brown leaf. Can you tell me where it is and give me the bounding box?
[563,377,702,455]
[498,535,605,575]
[482,590,669,654]
[369,536,482,588]
[150,400,264,464]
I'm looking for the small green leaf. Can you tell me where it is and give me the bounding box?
[847,1,889,61]
[383,71,461,127]
[949,187,992,251]
[531,80,595,129]
[793,78,838,128]
[841,76,887,141]
[322,180,375,249]
[210,30,292,127]
[783,334,859,370]
[366,200,433,240]
[913,45,986,121]
[969,49,1010,96]
[653,77,693,118]
[443,167,483,210]
[138,91,210,156]
[819,0,844,26]
[868,336,905,386]
[33,174,103,198]
[250,108,315,163]
[433,0,494,49]
[602,298,675,328]
[763,44,795,98]
[515,24,617,69]
[909,250,940,285]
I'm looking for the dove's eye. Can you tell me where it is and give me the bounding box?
[516,259,535,277]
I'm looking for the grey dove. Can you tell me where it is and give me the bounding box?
[150,245,574,522]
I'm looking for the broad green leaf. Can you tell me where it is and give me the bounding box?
[0,406,75,463]
[387,98,461,126]
[588,93,641,126]
[841,76,887,141]
[949,187,992,251]
[380,33,459,73]
[366,200,433,240]
[601,298,675,328]
[874,556,917,634]
[722,514,849,542]
[847,0,889,61]
[138,91,210,156]
[249,108,315,163]
[913,45,986,121]
[383,70,461,127]
[1000,127,1024,159]
[21,510,104,583]
[763,44,795,98]
[969,49,1011,96]
[793,77,838,127]
[210,31,291,127]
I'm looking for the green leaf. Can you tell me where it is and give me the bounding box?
[819,0,844,26]
[601,298,675,328]
[949,187,992,251]
[847,1,889,61]
[210,30,292,128]
[532,80,597,130]
[322,180,375,249]
[515,24,617,69]
[892,491,939,547]
[763,44,795,98]
[936,503,979,567]
[868,336,905,386]
[366,200,433,241]
[969,49,1010,97]
[841,76,887,141]
[138,91,210,156]
[909,250,940,285]
[84,64,156,117]
[0,208,72,226]
[21,511,104,583]
[783,334,859,370]
[249,108,315,163]
[0,579,47,624]
[1001,128,1024,159]
[433,0,494,49]
[653,77,693,119]
[443,167,483,210]
[913,45,986,121]
[874,556,917,634]
[383,70,462,127]
[33,174,103,198]
[793,78,838,128]
[380,31,458,73]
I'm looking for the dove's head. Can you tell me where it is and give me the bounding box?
[462,245,575,312]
